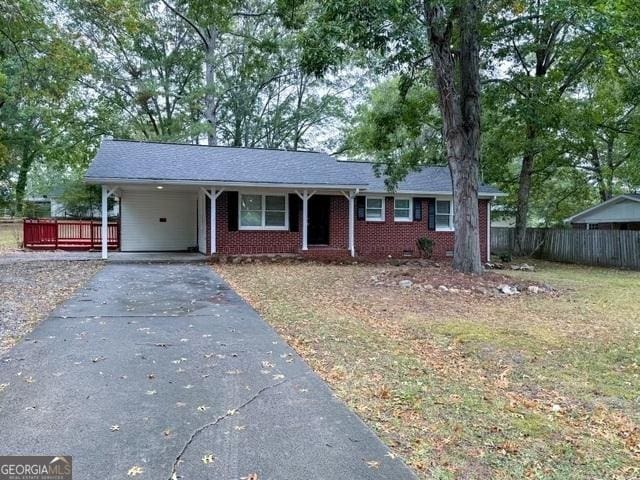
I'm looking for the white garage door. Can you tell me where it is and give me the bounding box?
[121,191,197,251]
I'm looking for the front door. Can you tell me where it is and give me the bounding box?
[308,195,330,245]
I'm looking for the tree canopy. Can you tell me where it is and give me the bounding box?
[0,0,638,245]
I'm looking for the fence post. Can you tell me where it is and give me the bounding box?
[54,219,58,250]
[90,220,94,249]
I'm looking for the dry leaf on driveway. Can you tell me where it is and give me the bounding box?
[127,465,144,476]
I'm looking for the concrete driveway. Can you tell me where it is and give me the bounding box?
[0,264,416,480]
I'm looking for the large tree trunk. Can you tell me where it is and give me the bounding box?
[204,28,218,146]
[425,0,483,274]
[514,125,535,255]
[14,147,35,216]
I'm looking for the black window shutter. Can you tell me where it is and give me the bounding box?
[356,196,366,220]
[427,198,436,230]
[288,194,300,232]
[228,191,238,231]
[413,198,422,221]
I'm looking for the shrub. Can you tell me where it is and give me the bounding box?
[416,236,434,258]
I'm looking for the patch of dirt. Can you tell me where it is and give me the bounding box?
[0,261,103,355]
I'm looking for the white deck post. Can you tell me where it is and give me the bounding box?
[101,185,108,259]
[302,190,309,251]
[348,193,355,257]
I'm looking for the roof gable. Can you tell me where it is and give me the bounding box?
[566,195,640,223]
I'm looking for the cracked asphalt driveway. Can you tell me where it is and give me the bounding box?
[0,264,416,480]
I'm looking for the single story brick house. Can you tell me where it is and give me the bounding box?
[85,139,503,260]
[565,194,640,230]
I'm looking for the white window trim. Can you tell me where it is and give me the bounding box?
[435,198,455,231]
[394,197,413,222]
[238,193,289,231]
[365,196,385,222]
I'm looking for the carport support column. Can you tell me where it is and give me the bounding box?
[204,188,224,255]
[101,186,108,259]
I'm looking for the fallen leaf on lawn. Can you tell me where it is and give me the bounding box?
[147,373,155,379]
[227,409,236,416]
[25,376,35,384]
[163,429,172,437]
[127,465,144,476]
[0,383,9,392]
[241,474,259,480]
[272,374,285,380]
[366,460,380,469]
[175,402,186,407]
[261,361,274,368]
[234,425,246,431]
[110,425,120,432]
[202,454,215,464]
[146,390,157,395]
[197,405,208,412]
[385,451,397,459]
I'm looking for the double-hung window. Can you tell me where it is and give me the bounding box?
[394,198,412,222]
[435,200,454,230]
[239,193,288,230]
[365,197,384,221]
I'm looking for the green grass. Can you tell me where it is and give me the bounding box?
[0,222,22,251]
[217,261,640,479]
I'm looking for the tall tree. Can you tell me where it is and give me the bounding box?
[485,0,605,252]
[295,0,486,273]
[0,0,91,214]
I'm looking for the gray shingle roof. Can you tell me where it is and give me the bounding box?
[86,139,502,196]
[339,161,502,195]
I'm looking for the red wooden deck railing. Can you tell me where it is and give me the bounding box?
[23,219,120,250]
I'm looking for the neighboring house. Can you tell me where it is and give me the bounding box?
[85,139,503,259]
[565,194,640,230]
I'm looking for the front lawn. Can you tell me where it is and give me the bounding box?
[216,260,640,480]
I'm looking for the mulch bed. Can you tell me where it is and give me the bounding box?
[0,261,103,355]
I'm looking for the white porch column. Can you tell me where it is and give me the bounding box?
[348,193,355,257]
[101,185,108,259]
[295,190,316,251]
[210,189,216,255]
[302,190,309,251]
[342,190,358,257]
[202,188,224,255]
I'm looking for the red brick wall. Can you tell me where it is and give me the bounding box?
[207,192,489,261]
[352,197,488,261]
[207,192,301,255]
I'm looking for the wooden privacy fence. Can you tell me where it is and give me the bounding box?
[23,219,119,250]
[491,227,640,270]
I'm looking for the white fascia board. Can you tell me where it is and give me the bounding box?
[85,177,367,191]
[363,190,505,198]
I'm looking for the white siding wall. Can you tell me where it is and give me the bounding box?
[121,190,197,251]
[577,199,640,223]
